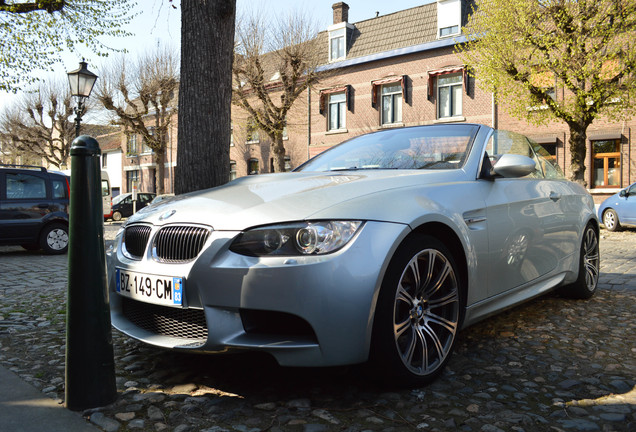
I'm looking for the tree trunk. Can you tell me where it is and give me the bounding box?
[568,121,589,187]
[153,147,166,195]
[271,133,286,172]
[175,0,236,194]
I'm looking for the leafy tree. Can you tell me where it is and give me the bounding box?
[232,9,323,173]
[0,0,135,92]
[95,45,179,195]
[459,0,636,185]
[0,81,75,168]
[174,0,236,194]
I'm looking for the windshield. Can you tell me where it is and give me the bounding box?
[297,124,480,172]
[112,193,129,205]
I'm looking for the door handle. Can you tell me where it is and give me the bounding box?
[549,192,561,202]
[38,203,50,209]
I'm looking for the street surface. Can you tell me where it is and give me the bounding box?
[0,223,634,431]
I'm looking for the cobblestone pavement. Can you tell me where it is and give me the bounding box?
[0,225,634,432]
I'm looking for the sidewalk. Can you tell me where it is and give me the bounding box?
[0,365,98,432]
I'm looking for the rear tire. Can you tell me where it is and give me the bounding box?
[112,211,122,222]
[560,224,599,299]
[40,223,69,255]
[602,209,620,231]
[370,234,463,388]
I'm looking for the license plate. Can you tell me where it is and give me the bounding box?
[116,268,184,307]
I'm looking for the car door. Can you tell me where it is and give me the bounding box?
[482,131,578,296]
[0,170,51,243]
[618,183,636,225]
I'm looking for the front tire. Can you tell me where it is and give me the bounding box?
[602,209,620,231]
[370,234,463,387]
[560,224,599,299]
[112,211,122,222]
[40,223,69,255]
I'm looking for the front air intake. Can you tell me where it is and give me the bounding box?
[153,225,211,263]
[123,225,152,259]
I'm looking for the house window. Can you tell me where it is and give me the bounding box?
[592,139,621,188]
[246,119,260,143]
[126,170,140,192]
[329,27,346,61]
[230,160,237,181]
[102,153,108,168]
[270,155,292,173]
[248,158,259,175]
[142,128,154,153]
[439,25,459,37]
[381,83,402,125]
[437,0,461,38]
[328,92,347,131]
[230,123,234,147]
[127,134,138,156]
[438,73,463,118]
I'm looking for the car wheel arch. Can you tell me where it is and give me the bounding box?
[368,221,469,333]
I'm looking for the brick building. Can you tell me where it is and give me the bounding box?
[105,0,634,204]
[231,0,636,204]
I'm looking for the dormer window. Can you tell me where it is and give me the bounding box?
[330,28,345,61]
[328,24,348,62]
[437,0,461,38]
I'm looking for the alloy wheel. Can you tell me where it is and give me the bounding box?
[393,248,460,376]
[582,227,600,292]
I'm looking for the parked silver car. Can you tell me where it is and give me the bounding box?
[106,124,599,386]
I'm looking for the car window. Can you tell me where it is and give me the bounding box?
[6,173,47,199]
[628,184,636,195]
[297,124,479,172]
[485,131,546,179]
[52,179,67,199]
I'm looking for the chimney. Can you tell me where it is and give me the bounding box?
[332,2,350,24]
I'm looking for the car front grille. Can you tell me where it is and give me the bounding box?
[121,297,208,342]
[124,225,152,259]
[153,225,211,263]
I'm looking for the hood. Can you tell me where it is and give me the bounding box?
[129,170,462,230]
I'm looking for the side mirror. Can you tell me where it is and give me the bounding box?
[492,154,537,178]
[619,189,628,198]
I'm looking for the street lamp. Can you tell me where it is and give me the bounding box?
[67,61,98,138]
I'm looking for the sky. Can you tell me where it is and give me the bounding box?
[0,0,434,112]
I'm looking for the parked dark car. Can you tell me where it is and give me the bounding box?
[110,192,156,221]
[0,165,70,254]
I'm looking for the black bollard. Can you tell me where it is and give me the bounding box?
[65,135,117,411]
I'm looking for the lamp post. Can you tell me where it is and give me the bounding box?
[67,61,98,138]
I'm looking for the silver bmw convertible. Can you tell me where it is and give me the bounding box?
[107,123,599,387]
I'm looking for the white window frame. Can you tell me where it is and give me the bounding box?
[381,83,403,125]
[328,92,347,131]
[437,73,463,119]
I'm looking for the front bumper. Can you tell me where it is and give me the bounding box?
[107,220,408,366]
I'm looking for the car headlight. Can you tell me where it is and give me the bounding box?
[230,221,363,256]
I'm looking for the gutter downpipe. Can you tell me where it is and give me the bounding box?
[307,86,311,161]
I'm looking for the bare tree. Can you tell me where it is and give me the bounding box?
[175,0,236,194]
[0,82,75,168]
[95,45,179,195]
[232,9,323,173]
